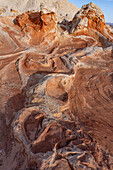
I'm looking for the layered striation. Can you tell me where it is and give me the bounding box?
[0,2,113,170]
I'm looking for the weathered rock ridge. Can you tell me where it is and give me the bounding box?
[0,2,113,170]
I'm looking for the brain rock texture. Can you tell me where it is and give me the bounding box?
[0,2,113,170]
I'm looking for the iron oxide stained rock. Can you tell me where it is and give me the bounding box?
[0,2,113,170]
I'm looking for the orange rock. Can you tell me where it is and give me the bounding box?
[72,2,105,33]
[0,2,113,170]
[15,11,57,44]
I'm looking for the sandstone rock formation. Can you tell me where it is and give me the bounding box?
[0,2,113,170]
[0,0,79,21]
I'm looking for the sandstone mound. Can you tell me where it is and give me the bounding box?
[14,11,57,45]
[0,0,79,21]
[72,3,105,31]
[0,2,113,170]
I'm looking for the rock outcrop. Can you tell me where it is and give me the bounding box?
[72,3,105,32]
[0,2,113,170]
[14,11,57,45]
[0,0,79,21]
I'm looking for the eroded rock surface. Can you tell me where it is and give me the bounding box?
[0,2,113,170]
[0,0,79,22]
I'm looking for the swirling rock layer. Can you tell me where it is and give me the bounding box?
[0,2,113,170]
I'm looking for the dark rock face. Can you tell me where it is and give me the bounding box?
[0,2,113,170]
